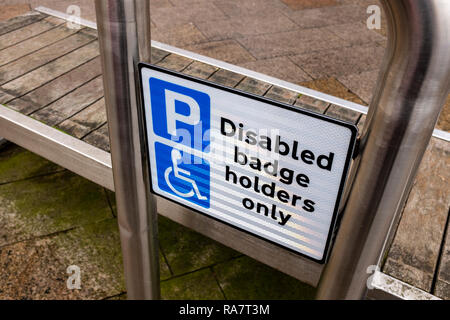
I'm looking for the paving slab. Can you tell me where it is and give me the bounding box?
[0,143,63,184]
[152,23,207,47]
[281,0,338,11]
[437,95,450,132]
[0,16,63,50]
[0,31,96,86]
[2,41,99,101]
[214,256,316,300]
[213,0,288,18]
[31,75,103,126]
[325,104,361,124]
[150,0,173,9]
[264,86,298,105]
[151,3,226,29]
[187,40,256,65]
[158,216,240,276]
[0,21,77,68]
[151,47,170,65]
[290,43,384,79]
[294,94,329,114]
[0,219,131,300]
[208,69,245,88]
[325,21,386,46]
[196,11,298,41]
[5,56,101,115]
[0,237,81,300]
[384,138,450,292]
[237,27,344,60]
[236,77,272,96]
[0,89,14,104]
[239,56,312,84]
[0,170,112,247]
[182,61,218,80]
[338,69,379,105]
[57,98,106,139]
[285,4,367,29]
[435,220,450,299]
[83,123,110,152]
[161,268,225,300]
[0,4,31,22]
[156,54,193,72]
[0,11,44,36]
[299,77,366,105]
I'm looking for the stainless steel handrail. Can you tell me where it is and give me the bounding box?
[317,0,450,299]
[93,0,450,300]
[95,0,160,299]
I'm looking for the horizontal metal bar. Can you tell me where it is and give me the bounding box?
[366,271,440,300]
[0,105,114,190]
[33,5,450,143]
[35,6,97,30]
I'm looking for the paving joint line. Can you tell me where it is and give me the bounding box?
[159,243,174,277]
[0,26,87,69]
[79,120,108,141]
[54,93,104,124]
[160,254,244,283]
[28,72,104,119]
[103,187,116,219]
[0,11,47,37]
[0,17,66,52]
[0,167,66,188]
[0,36,97,87]
[2,53,101,114]
[210,266,228,300]
[430,209,450,295]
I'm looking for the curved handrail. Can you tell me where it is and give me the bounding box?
[317,0,450,299]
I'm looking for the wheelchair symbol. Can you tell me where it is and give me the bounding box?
[164,149,207,201]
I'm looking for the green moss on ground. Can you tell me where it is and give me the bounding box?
[214,256,316,300]
[158,216,241,276]
[161,268,225,300]
[0,170,112,246]
[0,144,63,184]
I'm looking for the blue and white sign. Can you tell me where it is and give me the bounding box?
[140,64,357,263]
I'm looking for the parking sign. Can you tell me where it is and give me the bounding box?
[140,63,357,262]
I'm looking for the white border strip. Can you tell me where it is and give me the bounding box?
[35,6,97,30]
[369,271,441,300]
[151,41,369,114]
[34,6,450,142]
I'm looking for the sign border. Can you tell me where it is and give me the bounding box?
[138,62,358,264]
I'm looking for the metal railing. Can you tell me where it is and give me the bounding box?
[95,0,159,299]
[93,0,450,300]
[0,0,446,300]
[317,0,450,299]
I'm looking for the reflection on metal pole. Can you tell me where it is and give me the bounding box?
[317,0,450,299]
[95,0,160,299]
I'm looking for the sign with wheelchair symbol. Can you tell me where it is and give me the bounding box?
[140,63,357,263]
[155,143,210,208]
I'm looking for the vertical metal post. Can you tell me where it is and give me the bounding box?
[95,0,160,299]
[317,0,450,299]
